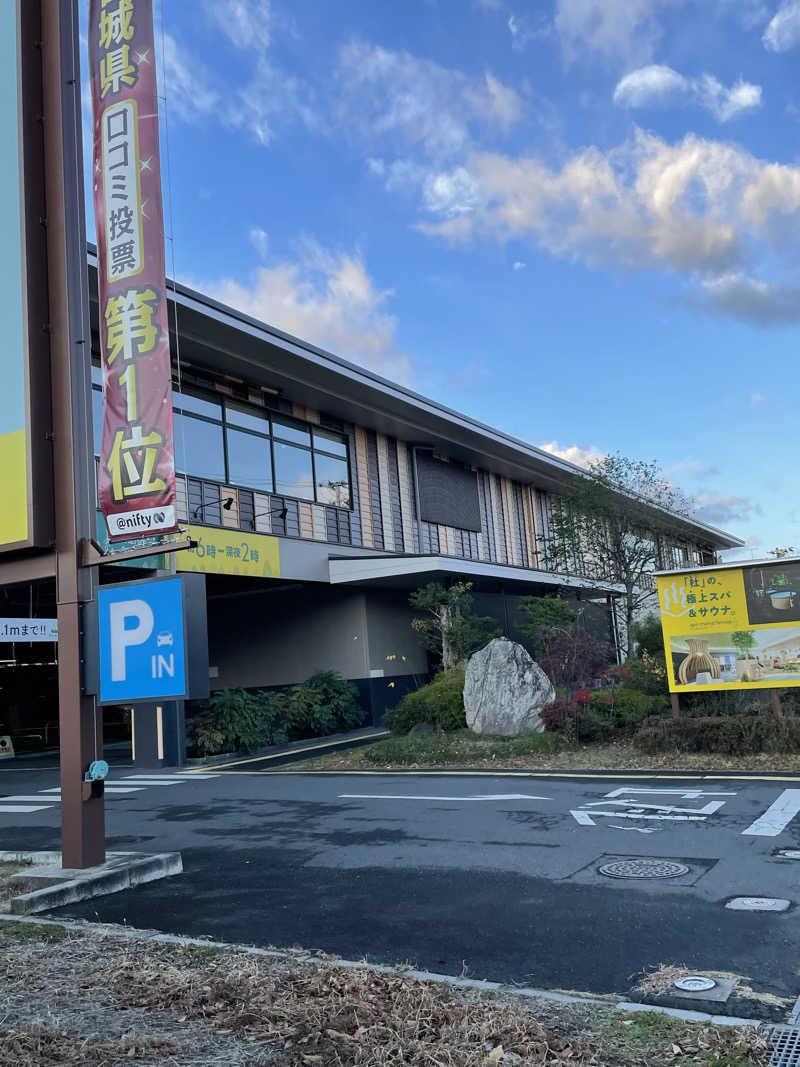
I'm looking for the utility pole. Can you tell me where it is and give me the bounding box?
[42,0,105,868]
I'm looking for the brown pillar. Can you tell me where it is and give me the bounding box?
[42,0,104,868]
[670,693,681,719]
[771,689,782,716]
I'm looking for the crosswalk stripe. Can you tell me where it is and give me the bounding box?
[1,796,63,803]
[0,805,53,813]
[117,779,179,786]
[742,789,800,837]
[122,774,218,781]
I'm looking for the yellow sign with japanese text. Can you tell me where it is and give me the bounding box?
[176,525,280,579]
[657,560,800,692]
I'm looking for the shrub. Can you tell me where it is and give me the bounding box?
[386,669,465,735]
[188,688,288,756]
[542,688,666,743]
[362,729,566,766]
[633,712,800,756]
[282,671,364,741]
[541,698,579,733]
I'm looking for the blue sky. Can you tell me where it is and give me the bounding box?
[80,0,800,557]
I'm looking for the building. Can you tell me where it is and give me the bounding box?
[0,257,743,760]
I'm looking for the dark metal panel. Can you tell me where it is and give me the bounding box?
[415,450,481,532]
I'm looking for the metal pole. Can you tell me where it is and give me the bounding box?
[42,0,104,868]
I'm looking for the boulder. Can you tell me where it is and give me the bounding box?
[464,637,555,736]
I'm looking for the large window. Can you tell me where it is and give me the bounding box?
[90,376,352,509]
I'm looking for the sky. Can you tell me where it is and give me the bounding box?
[79,0,800,559]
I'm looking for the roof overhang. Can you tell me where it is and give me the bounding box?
[328,553,625,596]
[86,254,742,551]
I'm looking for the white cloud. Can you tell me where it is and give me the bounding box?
[422,167,481,217]
[159,33,219,123]
[692,492,761,524]
[702,275,800,324]
[763,0,800,51]
[667,459,720,479]
[205,241,412,384]
[418,130,800,320]
[750,392,768,407]
[204,0,272,52]
[336,42,523,161]
[614,65,762,121]
[512,260,527,270]
[507,12,551,50]
[554,0,686,66]
[539,441,607,468]
[249,227,269,258]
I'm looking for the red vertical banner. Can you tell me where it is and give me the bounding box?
[89,0,178,541]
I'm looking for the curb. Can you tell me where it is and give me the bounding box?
[210,766,800,782]
[0,850,182,915]
[0,913,767,1029]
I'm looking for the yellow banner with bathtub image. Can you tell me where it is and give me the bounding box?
[656,561,800,692]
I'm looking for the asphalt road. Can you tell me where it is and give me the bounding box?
[2,764,799,1012]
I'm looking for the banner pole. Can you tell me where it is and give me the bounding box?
[42,0,105,869]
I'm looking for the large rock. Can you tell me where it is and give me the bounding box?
[464,637,555,736]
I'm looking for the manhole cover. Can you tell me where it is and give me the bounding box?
[599,859,690,879]
[726,897,791,912]
[674,976,716,992]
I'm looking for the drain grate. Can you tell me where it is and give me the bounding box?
[599,858,690,879]
[769,1026,800,1067]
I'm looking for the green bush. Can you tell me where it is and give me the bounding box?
[188,672,363,754]
[386,669,465,735]
[633,712,800,756]
[282,671,364,741]
[188,688,288,756]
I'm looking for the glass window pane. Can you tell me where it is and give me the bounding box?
[91,364,103,386]
[314,453,350,507]
[313,428,347,456]
[226,402,268,433]
[272,418,311,446]
[226,428,273,492]
[174,411,225,481]
[274,442,314,500]
[173,389,221,419]
[92,387,103,455]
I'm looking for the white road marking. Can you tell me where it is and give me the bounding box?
[339,793,551,802]
[116,779,179,786]
[742,790,800,837]
[604,788,736,799]
[583,799,726,816]
[0,805,53,813]
[2,796,63,803]
[571,810,707,825]
[123,774,219,781]
[38,786,144,795]
[609,825,656,834]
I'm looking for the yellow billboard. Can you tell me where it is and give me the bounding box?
[657,560,800,692]
[176,525,280,579]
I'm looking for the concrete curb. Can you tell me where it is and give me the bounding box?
[0,913,766,1029]
[0,851,182,915]
[235,767,800,782]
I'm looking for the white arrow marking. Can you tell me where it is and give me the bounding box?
[609,824,656,834]
[742,790,800,837]
[339,793,550,802]
[582,799,725,816]
[571,809,706,824]
[604,788,736,799]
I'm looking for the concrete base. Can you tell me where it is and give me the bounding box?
[0,850,182,915]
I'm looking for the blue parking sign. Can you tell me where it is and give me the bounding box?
[98,577,187,703]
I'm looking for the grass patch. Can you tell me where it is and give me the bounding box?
[182,943,225,961]
[604,1012,767,1066]
[0,919,71,942]
[293,732,800,772]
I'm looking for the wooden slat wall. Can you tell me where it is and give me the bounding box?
[312,504,327,541]
[221,487,240,528]
[297,501,314,540]
[375,433,395,551]
[175,476,188,522]
[253,492,271,533]
[365,430,385,551]
[354,426,374,548]
[395,442,415,552]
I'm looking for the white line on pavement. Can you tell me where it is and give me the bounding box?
[742,789,800,837]
[339,793,551,801]
[604,788,736,798]
[0,805,53,813]
[116,779,179,786]
[122,775,218,781]
[38,786,144,795]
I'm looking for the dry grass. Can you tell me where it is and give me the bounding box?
[293,739,800,774]
[0,861,30,913]
[634,965,794,1012]
[0,920,774,1066]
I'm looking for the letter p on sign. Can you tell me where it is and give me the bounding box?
[109,599,154,681]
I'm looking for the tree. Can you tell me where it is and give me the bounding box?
[543,452,693,656]
[517,595,576,659]
[538,626,615,691]
[730,631,757,660]
[409,581,499,670]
